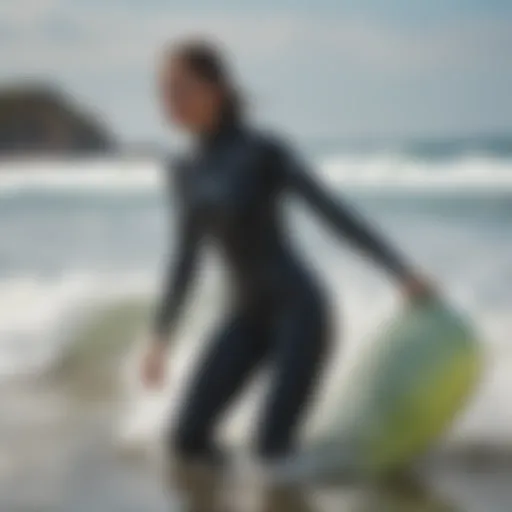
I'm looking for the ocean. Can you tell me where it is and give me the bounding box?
[1,147,512,511]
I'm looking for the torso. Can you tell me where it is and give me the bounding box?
[174,124,320,307]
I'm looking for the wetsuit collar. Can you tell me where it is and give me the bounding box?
[199,115,242,151]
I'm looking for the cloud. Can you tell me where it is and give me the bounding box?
[1,2,510,138]
[0,0,63,27]
[0,11,304,75]
[2,3,510,78]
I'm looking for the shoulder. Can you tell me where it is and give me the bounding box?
[243,127,297,167]
[247,128,312,186]
[246,127,291,155]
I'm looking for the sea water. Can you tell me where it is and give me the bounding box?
[0,150,511,511]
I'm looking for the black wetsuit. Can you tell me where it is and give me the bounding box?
[154,121,411,461]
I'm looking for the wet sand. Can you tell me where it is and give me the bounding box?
[1,382,512,512]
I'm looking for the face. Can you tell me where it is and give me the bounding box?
[158,55,222,132]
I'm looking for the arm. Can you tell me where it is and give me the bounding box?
[152,172,201,343]
[279,145,412,280]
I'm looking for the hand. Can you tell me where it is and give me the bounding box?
[401,274,435,303]
[141,339,168,390]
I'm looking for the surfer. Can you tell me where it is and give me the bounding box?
[141,39,431,467]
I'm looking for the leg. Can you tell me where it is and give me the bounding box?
[172,311,270,462]
[256,295,332,459]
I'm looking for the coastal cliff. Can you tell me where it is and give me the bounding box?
[0,84,116,156]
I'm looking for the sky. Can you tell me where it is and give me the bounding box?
[1,0,511,144]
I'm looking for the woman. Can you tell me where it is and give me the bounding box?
[142,40,430,467]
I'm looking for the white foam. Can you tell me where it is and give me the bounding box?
[321,154,512,191]
[0,157,161,195]
[0,272,154,379]
[0,154,511,196]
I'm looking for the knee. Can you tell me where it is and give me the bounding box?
[167,421,227,468]
[168,421,205,458]
[256,432,295,462]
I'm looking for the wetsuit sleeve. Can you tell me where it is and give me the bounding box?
[153,168,201,342]
[279,145,412,280]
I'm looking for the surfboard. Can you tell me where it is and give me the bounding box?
[277,296,483,481]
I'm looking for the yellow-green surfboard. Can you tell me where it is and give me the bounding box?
[347,296,483,476]
[279,297,483,481]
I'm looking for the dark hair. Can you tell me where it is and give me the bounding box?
[169,39,243,123]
